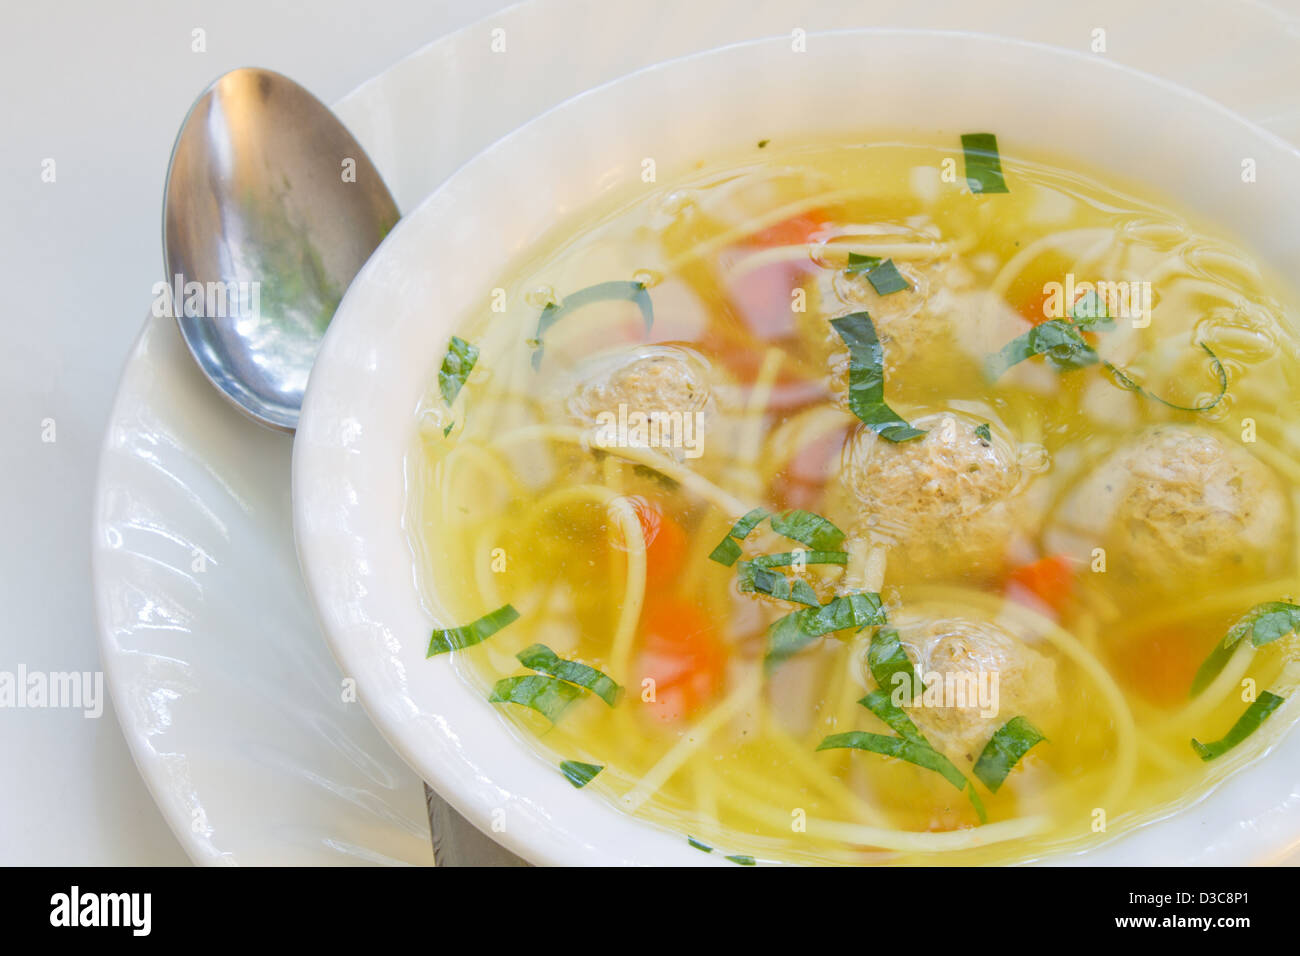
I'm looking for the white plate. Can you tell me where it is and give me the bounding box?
[94,314,433,865]
[294,29,1300,865]
[94,0,1300,865]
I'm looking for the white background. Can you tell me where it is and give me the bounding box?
[0,0,511,867]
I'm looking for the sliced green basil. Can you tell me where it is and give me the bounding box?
[488,675,586,723]
[826,690,987,822]
[867,627,920,702]
[766,592,886,668]
[846,252,909,295]
[748,550,848,569]
[1103,344,1226,413]
[1070,289,1116,332]
[559,760,604,788]
[737,561,821,607]
[769,510,846,551]
[846,252,881,274]
[426,604,520,657]
[961,132,1009,194]
[531,280,653,369]
[516,643,622,706]
[986,318,1098,380]
[1191,600,1300,696]
[972,716,1047,792]
[438,335,479,405]
[858,688,927,744]
[1191,692,1285,761]
[708,508,771,567]
[816,732,967,791]
[830,312,925,443]
[864,259,909,295]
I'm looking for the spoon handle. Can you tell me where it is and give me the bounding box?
[423,784,529,867]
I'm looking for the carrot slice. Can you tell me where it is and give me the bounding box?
[613,496,687,590]
[1115,627,1210,708]
[745,210,828,248]
[1005,555,1075,616]
[638,600,728,721]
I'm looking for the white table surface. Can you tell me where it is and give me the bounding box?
[0,0,513,867]
[8,0,1300,866]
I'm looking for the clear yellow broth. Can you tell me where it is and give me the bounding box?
[406,137,1300,865]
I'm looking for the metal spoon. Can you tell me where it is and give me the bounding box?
[162,67,398,431]
[162,68,526,865]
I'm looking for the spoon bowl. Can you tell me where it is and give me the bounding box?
[163,67,399,431]
[161,66,515,865]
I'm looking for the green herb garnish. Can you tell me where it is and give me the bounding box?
[438,335,479,405]
[973,423,992,443]
[708,508,771,566]
[824,690,987,822]
[766,592,886,668]
[748,550,848,569]
[516,643,622,706]
[737,561,821,607]
[1228,602,1300,647]
[972,716,1047,792]
[426,604,520,657]
[1069,289,1116,332]
[769,509,846,551]
[818,733,967,790]
[1191,601,1300,695]
[709,509,845,566]
[860,691,987,821]
[531,280,653,369]
[961,132,1009,194]
[867,627,920,702]
[846,253,910,296]
[846,252,881,274]
[1102,344,1227,413]
[1191,692,1286,761]
[687,835,751,863]
[1189,639,1239,700]
[986,318,1098,379]
[830,312,926,443]
[988,293,1228,412]
[631,463,680,490]
[488,675,586,723]
[859,688,929,745]
[866,259,908,295]
[559,760,604,788]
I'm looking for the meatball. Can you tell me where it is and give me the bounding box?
[564,345,716,461]
[795,224,977,382]
[1047,425,1288,594]
[837,412,1033,581]
[889,612,1058,764]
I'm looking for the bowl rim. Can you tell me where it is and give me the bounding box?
[293,27,1300,866]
